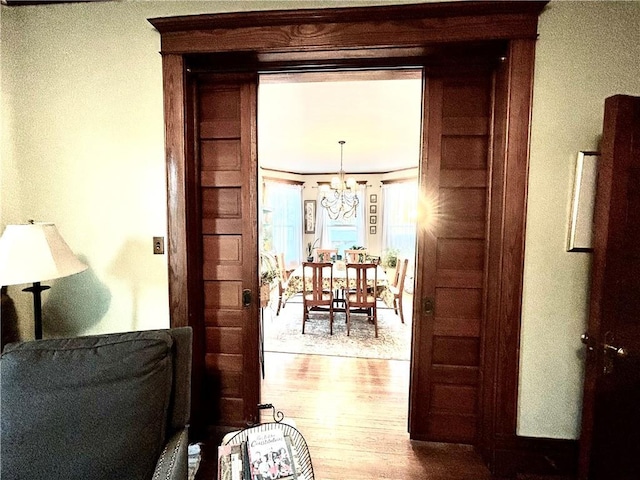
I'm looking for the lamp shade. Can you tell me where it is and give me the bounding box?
[0,223,88,287]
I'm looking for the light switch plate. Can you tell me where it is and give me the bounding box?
[153,236,165,255]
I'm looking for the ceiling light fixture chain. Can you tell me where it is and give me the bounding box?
[320,140,359,220]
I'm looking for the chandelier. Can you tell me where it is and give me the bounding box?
[320,140,359,220]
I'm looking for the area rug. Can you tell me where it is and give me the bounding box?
[262,299,411,361]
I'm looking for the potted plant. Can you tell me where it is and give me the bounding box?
[305,239,319,262]
[382,247,399,269]
[350,245,367,263]
[259,251,279,307]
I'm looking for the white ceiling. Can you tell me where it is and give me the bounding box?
[257,70,423,174]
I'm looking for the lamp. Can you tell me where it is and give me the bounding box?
[0,221,87,339]
[320,140,359,219]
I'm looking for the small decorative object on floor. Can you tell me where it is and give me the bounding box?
[188,443,202,480]
[219,404,315,480]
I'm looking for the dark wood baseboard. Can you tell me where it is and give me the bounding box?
[488,435,578,479]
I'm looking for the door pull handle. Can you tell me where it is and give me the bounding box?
[423,297,434,316]
[242,289,252,308]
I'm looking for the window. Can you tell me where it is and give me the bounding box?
[326,216,358,258]
[381,181,418,260]
[263,181,303,267]
[316,184,366,257]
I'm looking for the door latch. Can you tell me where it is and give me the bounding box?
[423,297,434,316]
[242,289,252,308]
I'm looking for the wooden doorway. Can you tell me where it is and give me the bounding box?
[150,1,547,472]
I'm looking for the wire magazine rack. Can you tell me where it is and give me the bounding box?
[221,404,315,480]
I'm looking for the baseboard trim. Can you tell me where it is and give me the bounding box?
[488,435,578,478]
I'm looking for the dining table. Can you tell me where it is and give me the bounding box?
[284,262,395,307]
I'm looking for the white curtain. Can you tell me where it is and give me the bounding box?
[264,181,303,266]
[356,184,366,246]
[315,188,330,248]
[381,181,418,258]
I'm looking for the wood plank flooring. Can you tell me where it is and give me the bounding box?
[196,351,492,479]
[260,352,492,480]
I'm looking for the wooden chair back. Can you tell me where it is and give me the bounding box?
[344,249,368,263]
[390,258,409,323]
[315,249,337,262]
[302,262,334,334]
[345,262,379,336]
[275,252,290,315]
[345,263,377,308]
[302,262,333,305]
[396,258,409,292]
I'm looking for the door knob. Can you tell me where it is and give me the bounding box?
[603,343,628,358]
[581,332,595,351]
[581,332,628,357]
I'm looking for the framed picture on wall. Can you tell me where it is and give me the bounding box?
[304,200,316,234]
[369,194,377,203]
[370,204,377,214]
[370,226,377,235]
[567,151,599,252]
[370,215,377,225]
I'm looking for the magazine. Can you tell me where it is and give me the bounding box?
[246,429,296,480]
[218,443,246,480]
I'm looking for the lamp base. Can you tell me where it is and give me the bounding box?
[23,282,50,340]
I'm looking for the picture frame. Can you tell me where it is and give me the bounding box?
[369,204,377,214]
[304,200,316,234]
[369,193,377,203]
[370,225,377,235]
[567,151,599,252]
[370,215,377,225]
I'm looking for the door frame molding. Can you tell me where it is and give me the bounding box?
[150,1,548,474]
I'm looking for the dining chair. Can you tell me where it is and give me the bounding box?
[275,252,292,316]
[344,249,367,263]
[344,263,378,337]
[301,262,334,335]
[315,248,337,262]
[390,258,409,323]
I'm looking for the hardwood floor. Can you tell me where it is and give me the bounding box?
[196,351,492,479]
[259,351,491,480]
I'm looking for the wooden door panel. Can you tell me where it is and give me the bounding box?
[440,169,487,188]
[438,219,486,239]
[431,384,478,413]
[437,239,485,270]
[202,235,243,280]
[428,414,477,440]
[441,137,489,168]
[579,95,640,479]
[411,73,490,443]
[206,326,243,353]
[433,317,480,337]
[198,75,259,428]
[436,288,483,318]
[440,188,487,217]
[435,270,483,289]
[442,82,491,116]
[201,140,242,170]
[432,337,480,366]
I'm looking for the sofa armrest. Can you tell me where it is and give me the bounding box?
[153,428,189,480]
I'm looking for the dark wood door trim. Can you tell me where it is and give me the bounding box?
[150,2,545,54]
[150,0,548,471]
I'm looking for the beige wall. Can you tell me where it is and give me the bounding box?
[520,1,640,438]
[1,0,639,440]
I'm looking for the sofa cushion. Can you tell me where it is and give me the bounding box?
[0,331,174,480]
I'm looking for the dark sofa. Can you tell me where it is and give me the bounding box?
[0,327,192,480]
